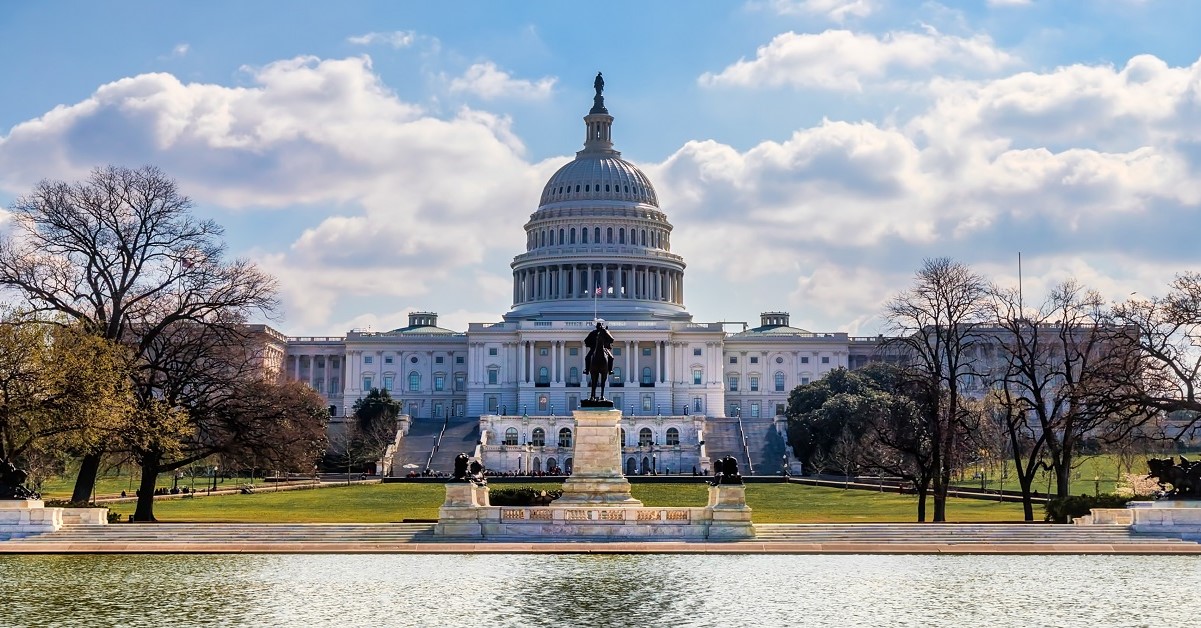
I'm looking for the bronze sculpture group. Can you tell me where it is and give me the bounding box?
[453,453,485,483]
[0,457,39,500]
[710,456,743,486]
[583,321,615,404]
[1147,456,1201,499]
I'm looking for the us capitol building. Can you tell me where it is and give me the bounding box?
[274,76,886,476]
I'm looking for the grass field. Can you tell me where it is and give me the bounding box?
[102,481,1031,523]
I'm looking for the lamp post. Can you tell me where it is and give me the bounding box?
[211,466,219,492]
[1094,475,1100,497]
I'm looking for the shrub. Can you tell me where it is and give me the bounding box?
[1044,494,1132,523]
[488,486,563,506]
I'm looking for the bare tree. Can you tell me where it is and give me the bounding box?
[0,165,278,502]
[885,258,987,522]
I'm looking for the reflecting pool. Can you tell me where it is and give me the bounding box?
[2,554,1196,627]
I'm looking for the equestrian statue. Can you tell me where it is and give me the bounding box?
[584,321,615,404]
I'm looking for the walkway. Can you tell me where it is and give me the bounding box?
[3,522,1199,554]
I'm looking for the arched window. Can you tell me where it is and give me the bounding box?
[607,227,613,243]
[641,366,652,385]
[568,366,579,384]
[594,227,601,243]
[549,230,554,246]
[620,428,627,447]
[538,366,549,385]
[666,427,680,446]
[626,457,636,475]
[547,457,558,473]
[570,228,576,244]
[504,427,519,446]
[728,374,739,391]
[582,228,589,244]
[408,372,420,391]
[531,427,546,447]
[559,228,564,244]
[775,372,786,392]
[641,229,647,246]
[638,427,653,447]
[558,428,573,448]
[575,185,580,193]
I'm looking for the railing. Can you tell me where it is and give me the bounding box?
[425,415,451,472]
[736,417,754,475]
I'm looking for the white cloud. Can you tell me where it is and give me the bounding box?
[761,0,875,21]
[347,31,417,48]
[987,0,1032,6]
[171,43,189,57]
[700,29,1018,91]
[448,62,556,101]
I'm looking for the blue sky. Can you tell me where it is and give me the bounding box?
[2,0,1200,335]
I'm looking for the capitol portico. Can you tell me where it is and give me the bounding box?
[277,76,886,475]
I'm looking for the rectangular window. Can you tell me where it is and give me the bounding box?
[569,348,579,356]
[750,356,759,364]
[454,374,465,391]
[801,377,810,385]
[456,356,464,364]
[331,377,339,391]
[692,369,702,385]
[539,348,549,356]
[364,356,373,365]
[642,394,653,412]
[750,402,760,418]
[487,396,498,413]
[693,397,703,413]
[408,373,420,392]
[693,347,702,356]
[729,356,737,364]
[384,356,393,364]
[821,356,830,364]
[611,394,621,411]
[383,375,393,391]
[776,403,786,416]
[434,375,444,392]
[435,356,444,364]
[362,376,372,390]
[488,368,499,385]
[613,348,621,356]
[488,347,498,356]
[642,347,652,356]
[750,376,759,392]
[801,356,810,364]
[775,373,786,392]
[728,375,738,392]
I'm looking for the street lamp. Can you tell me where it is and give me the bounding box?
[1094,475,1100,497]
[211,466,219,492]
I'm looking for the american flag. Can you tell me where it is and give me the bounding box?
[595,286,602,296]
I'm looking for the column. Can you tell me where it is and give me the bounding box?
[653,341,660,383]
[323,355,331,395]
[626,340,634,383]
[551,340,559,383]
[518,342,526,383]
[664,342,673,384]
[615,264,623,299]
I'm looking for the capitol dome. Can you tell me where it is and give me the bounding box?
[505,73,689,323]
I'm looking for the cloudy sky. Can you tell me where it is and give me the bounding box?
[1,0,1199,336]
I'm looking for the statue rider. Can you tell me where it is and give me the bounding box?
[584,321,614,376]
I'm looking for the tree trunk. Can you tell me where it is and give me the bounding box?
[1055,465,1072,499]
[70,451,103,504]
[1019,477,1035,521]
[133,453,160,522]
[916,478,930,522]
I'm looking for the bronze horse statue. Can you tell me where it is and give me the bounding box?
[1147,456,1201,498]
[584,322,614,402]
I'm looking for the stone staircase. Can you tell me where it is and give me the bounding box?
[429,418,481,475]
[390,418,447,473]
[741,417,788,475]
[703,419,748,471]
[4,522,1197,549]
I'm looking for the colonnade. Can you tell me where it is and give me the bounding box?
[513,263,684,305]
[290,354,341,394]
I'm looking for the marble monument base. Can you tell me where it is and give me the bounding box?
[556,407,642,507]
[0,499,108,539]
[1079,500,1201,538]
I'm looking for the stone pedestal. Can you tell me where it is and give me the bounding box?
[706,485,755,539]
[433,483,488,537]
[556,408,642,507]
[0,500,63,539]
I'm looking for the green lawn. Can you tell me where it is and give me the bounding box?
[950,453,1181,496]
[104,481,1029,523]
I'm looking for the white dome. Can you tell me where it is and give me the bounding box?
[539,156,659,208]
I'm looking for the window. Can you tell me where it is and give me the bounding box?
[383,375,394,391]
[642,347,652,356]
[801,377,810,385]
[730,356,738,364]
[488,368,499,385]
[435,356,444,364]
[331,376,339,391]
[488,347,498,356]
[728,375,739,391]
[692,369,702,385]
[613,347,621,356]
[454,374,465,391]
[693,397,703,413]
[504,428,519,446]
[434,375,444,392]
[750,356,759,364]
[642,394,653,412]
[750,402,761,418]
[666,428,680,446]
[607,227,613,243]
[364,356,373,365]
[693,347,702,356]
[487,396,498,413]
[641,366,652,385]
[594,227,600,243]
[456,356,464,364]
[620,428,627,447]
[611,394,622,410]
[362,376,372,390]
[582,228,589,243]
[619,228,625,244]
[775,372,786,392]
[408,372,420,392]
[384,356,393,364]
[410,356,418,364]
[801,356,810,364]
[776,403,786,416]
[558,428,573,448]
[539,348,549,356]
[532,428,545,447]
[569,348,579,356]
[613,366,622,382]
[538,367,549,385]
[821,356,830,364]
[750,376,759,392]
[568,367,579,384]
[570,228,576,244]
[639,428,653,447]
[776,356,784,364]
